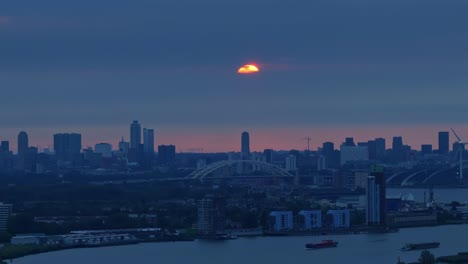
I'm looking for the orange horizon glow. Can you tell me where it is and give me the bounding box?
[237,64,260,74]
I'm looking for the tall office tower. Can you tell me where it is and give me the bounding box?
[263,149,274,163]
[421,144,433,155]
[241,132,250,159]
[17,131,29,156]
[0,203,12,231]
[375,138,386,160]
[0,141,9,153]
[345,137,356,146]
[367,140,376,160]
[322,142,337,167]
[158,145,176,165]
[118,138,130,154]
[438,131,449,155]
[197,195,226,236]
[367,165,386,225]
[143,128,155,154]
[53,133,82,162]
[285,154,297,171]
[130,120,141,150]
[392,136,403,151]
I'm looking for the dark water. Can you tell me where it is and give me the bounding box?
[14,225,468,264]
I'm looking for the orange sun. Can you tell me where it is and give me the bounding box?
[237,64,260,74]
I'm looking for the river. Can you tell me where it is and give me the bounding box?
[13,224,468,264]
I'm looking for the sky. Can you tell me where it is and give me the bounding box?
[1,0,468,152]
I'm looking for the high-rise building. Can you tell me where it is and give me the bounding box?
[118,138,130,154]
[345,137,355,146]
[421,144,433,155]
[392,136,403,151]
[95,143,113,158]
[322,142,338,168]
[130,120,141,150]
[285,154,297,171]
[17,131,29,156]
[438,131,449,155]
[367,140,376,160]
[241,132,250,159]
[375,138,386,160]
[367,165,386,225]
[197,195,226,236]
[340,145,368,165]
[158,145,176,165]
[263,149,274,163]
[0,141,9,153]
[53,133,82,162]
[0,203,12,231]
[143,128,155,154]
[366,176,380,225]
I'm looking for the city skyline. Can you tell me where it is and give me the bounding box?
[1,124,468,153]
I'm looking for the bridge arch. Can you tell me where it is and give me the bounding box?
[187,160,294,180]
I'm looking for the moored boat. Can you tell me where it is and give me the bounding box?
[401,242,440,251]
[305,240,338,249]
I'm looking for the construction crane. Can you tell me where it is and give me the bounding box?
[451,128,467,180]
[303,137,312,152]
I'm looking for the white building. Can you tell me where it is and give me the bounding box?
[327,209,351,228]
[285,155,297,171]
[317,155,327,171]
[298,210,322,229]
[366,176,381,225]
[340,145,369,165]
[269,211,293,231]
[95,143,113,158]
[0,203,12,231]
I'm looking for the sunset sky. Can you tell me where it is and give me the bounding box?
[1,0,468,152]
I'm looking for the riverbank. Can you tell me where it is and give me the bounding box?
[0,236,194,261]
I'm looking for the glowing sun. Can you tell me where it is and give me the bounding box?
[237,64,260,74]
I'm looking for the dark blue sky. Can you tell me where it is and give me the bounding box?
[1,0,468,151]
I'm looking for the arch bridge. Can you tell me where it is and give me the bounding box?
[187,160,294,180]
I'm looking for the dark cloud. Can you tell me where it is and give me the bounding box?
[1,0,468,131]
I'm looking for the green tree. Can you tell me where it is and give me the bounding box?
[0,231,11,243]
[419,250,436,264]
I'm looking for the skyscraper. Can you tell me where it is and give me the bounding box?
[392,136,403,151]
[130,120,141,150]
[0,141,9,153]
[241,132,250,159]
[367,165,386,225]
[143,128,155,154]
[345,137,355,146]
[158,145,176,165]
[53,133,82,162]
[285,154,297,171]
[263,149,274,163]
[421,144,433,155]
[375,138,386,160]
[438,131,449,155]
[17,131,28,156]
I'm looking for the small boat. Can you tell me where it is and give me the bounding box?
[401,242,440,251]
[305,240,338,249]
[215,234,238,240]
